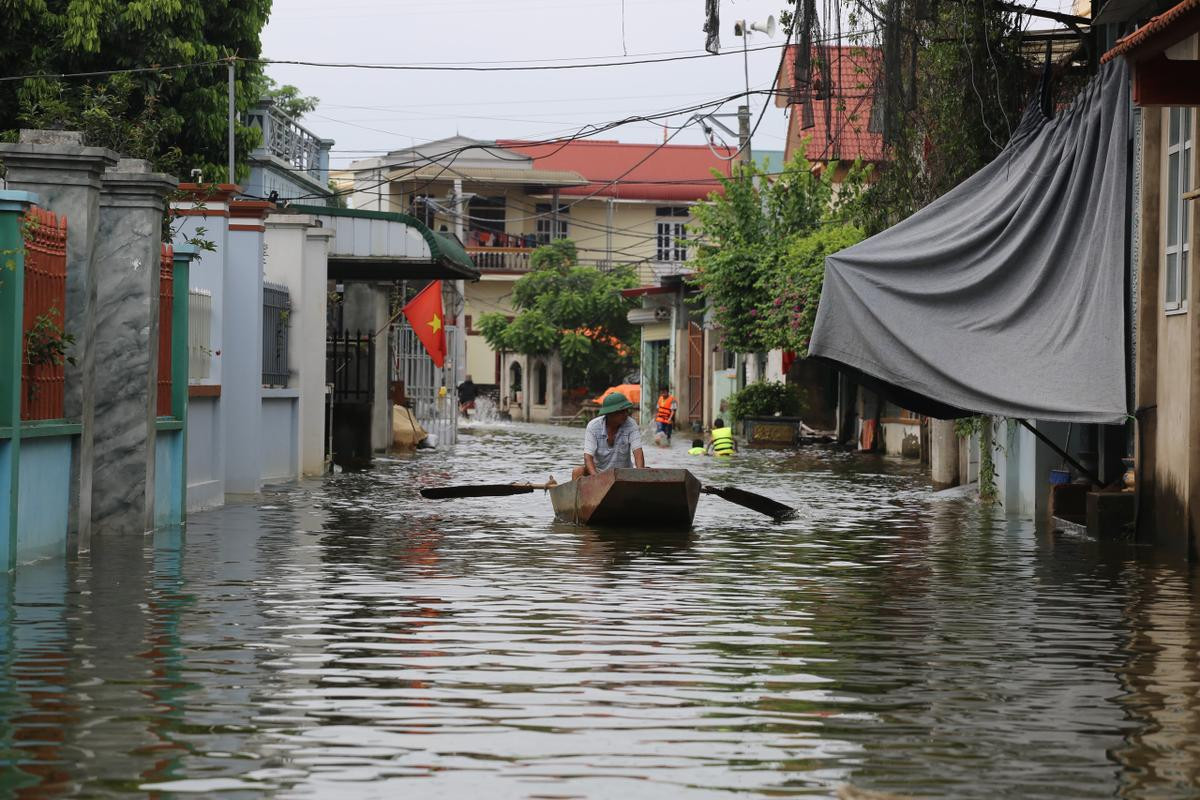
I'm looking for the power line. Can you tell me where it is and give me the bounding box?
[0,59,229,84]
[295,89,761,203]
[249,42,791,73]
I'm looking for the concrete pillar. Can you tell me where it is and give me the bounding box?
[304,227,334,472]
[91,159,177,536]
[930,419,960,489]
[172,185,235,510]
[223,200,272,494]
[265,214,333,476]
[0,131,119,551]
[0,190,39,572]
[342,283,390,451]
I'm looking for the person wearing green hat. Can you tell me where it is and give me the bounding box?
[572,391,645,479]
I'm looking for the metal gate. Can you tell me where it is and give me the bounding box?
[393,322,458,447]
[687,320,704,422]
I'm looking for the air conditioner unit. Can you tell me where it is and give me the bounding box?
[627,307,671,325]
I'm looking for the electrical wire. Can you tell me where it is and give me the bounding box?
[0,59,229,84]
[279,89,766,203]
[248,42,791,73]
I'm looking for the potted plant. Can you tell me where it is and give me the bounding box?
[727,380,807,447]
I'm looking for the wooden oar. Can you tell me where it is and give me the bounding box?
[702,485,797,522]
[420,482,555,500]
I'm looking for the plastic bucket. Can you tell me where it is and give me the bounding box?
[1049,468,1071,485]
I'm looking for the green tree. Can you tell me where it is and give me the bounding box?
[757,224,864,355]
[1,0,273,182]
[478,240,640,391]
[263,77,319,120]
[687,152,869,353]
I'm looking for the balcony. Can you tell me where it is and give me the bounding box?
[245,100,333,192]
[468,246,534,271]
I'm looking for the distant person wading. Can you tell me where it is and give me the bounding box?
[654,386,677,446]
[708,418,736,456]
[458,375,477,418]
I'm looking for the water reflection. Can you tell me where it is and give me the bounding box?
[0,423,1195,798]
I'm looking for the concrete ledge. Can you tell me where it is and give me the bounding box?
[19,421,82,439]
[1052,515,1090,537]
[262,388,300,399]
[186,479,224,512]
[154,418,184,431]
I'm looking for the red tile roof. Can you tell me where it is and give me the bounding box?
[1102,0,1200,62]
[495,139,735,202]
[776,45,885,164]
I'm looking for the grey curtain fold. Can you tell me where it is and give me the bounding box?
[809,59,1131,423]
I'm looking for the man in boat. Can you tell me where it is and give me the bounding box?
[707,418,737,456]
[572,391,645,479]
[654,386,677,446]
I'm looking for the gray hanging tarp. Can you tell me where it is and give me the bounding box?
[809,59,1131,424]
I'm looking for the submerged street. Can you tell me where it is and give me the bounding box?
[2,423,1198,798]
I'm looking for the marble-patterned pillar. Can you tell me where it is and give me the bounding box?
[0,131,119,552]
[91,160,177,536]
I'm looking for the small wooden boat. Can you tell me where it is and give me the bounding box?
[548,468,701,529]
[420,469,793,525]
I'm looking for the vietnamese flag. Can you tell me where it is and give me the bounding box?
[402,280,447,367]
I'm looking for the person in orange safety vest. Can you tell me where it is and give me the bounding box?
[654,386,677,446]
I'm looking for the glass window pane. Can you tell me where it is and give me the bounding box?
[1167,251,1179,306]
[1184,108,1193,143]
[1184,147,1192,245]
[1170,107,1180,145]
[1168,151,1180,245]
[1184,249,1190,306]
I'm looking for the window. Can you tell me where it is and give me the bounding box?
[656,207,688,263]
[535,203,569,244]
[1166,107,1193,312]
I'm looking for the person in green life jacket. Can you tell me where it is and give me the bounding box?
[687,439,706,455]
[572,391,646,480]
[707,418,737,456]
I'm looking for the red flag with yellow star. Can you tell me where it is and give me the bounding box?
[402,280,447,367]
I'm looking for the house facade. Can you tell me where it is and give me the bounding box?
[1106,0,1200,554]
[347,137,734,423]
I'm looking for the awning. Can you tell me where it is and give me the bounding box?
[809,59,1130,424]
[288,204,480,281]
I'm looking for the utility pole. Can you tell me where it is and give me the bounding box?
[737,104,751,166]
[227,59,236,185]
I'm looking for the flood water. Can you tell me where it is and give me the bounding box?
[2,422,1199,798]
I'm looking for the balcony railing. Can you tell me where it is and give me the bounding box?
[246,102,331,184]
[467,246,533,271]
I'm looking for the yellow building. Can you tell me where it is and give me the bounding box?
[348,136,734,422]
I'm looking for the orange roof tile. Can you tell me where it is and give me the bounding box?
[496,139,735,202]
[777,45,885,164]
[1102,0,1200,62]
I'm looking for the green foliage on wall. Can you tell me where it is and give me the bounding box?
[478,240,640,390]
[757,225,864,355]
[687,152,870,354]
[727,380,807,422]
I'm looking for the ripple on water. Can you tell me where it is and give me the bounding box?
[0,424,1198,798]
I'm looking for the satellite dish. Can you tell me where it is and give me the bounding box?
[750,15,776,37]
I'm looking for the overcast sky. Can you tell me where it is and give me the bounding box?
[259,0,1069,168]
